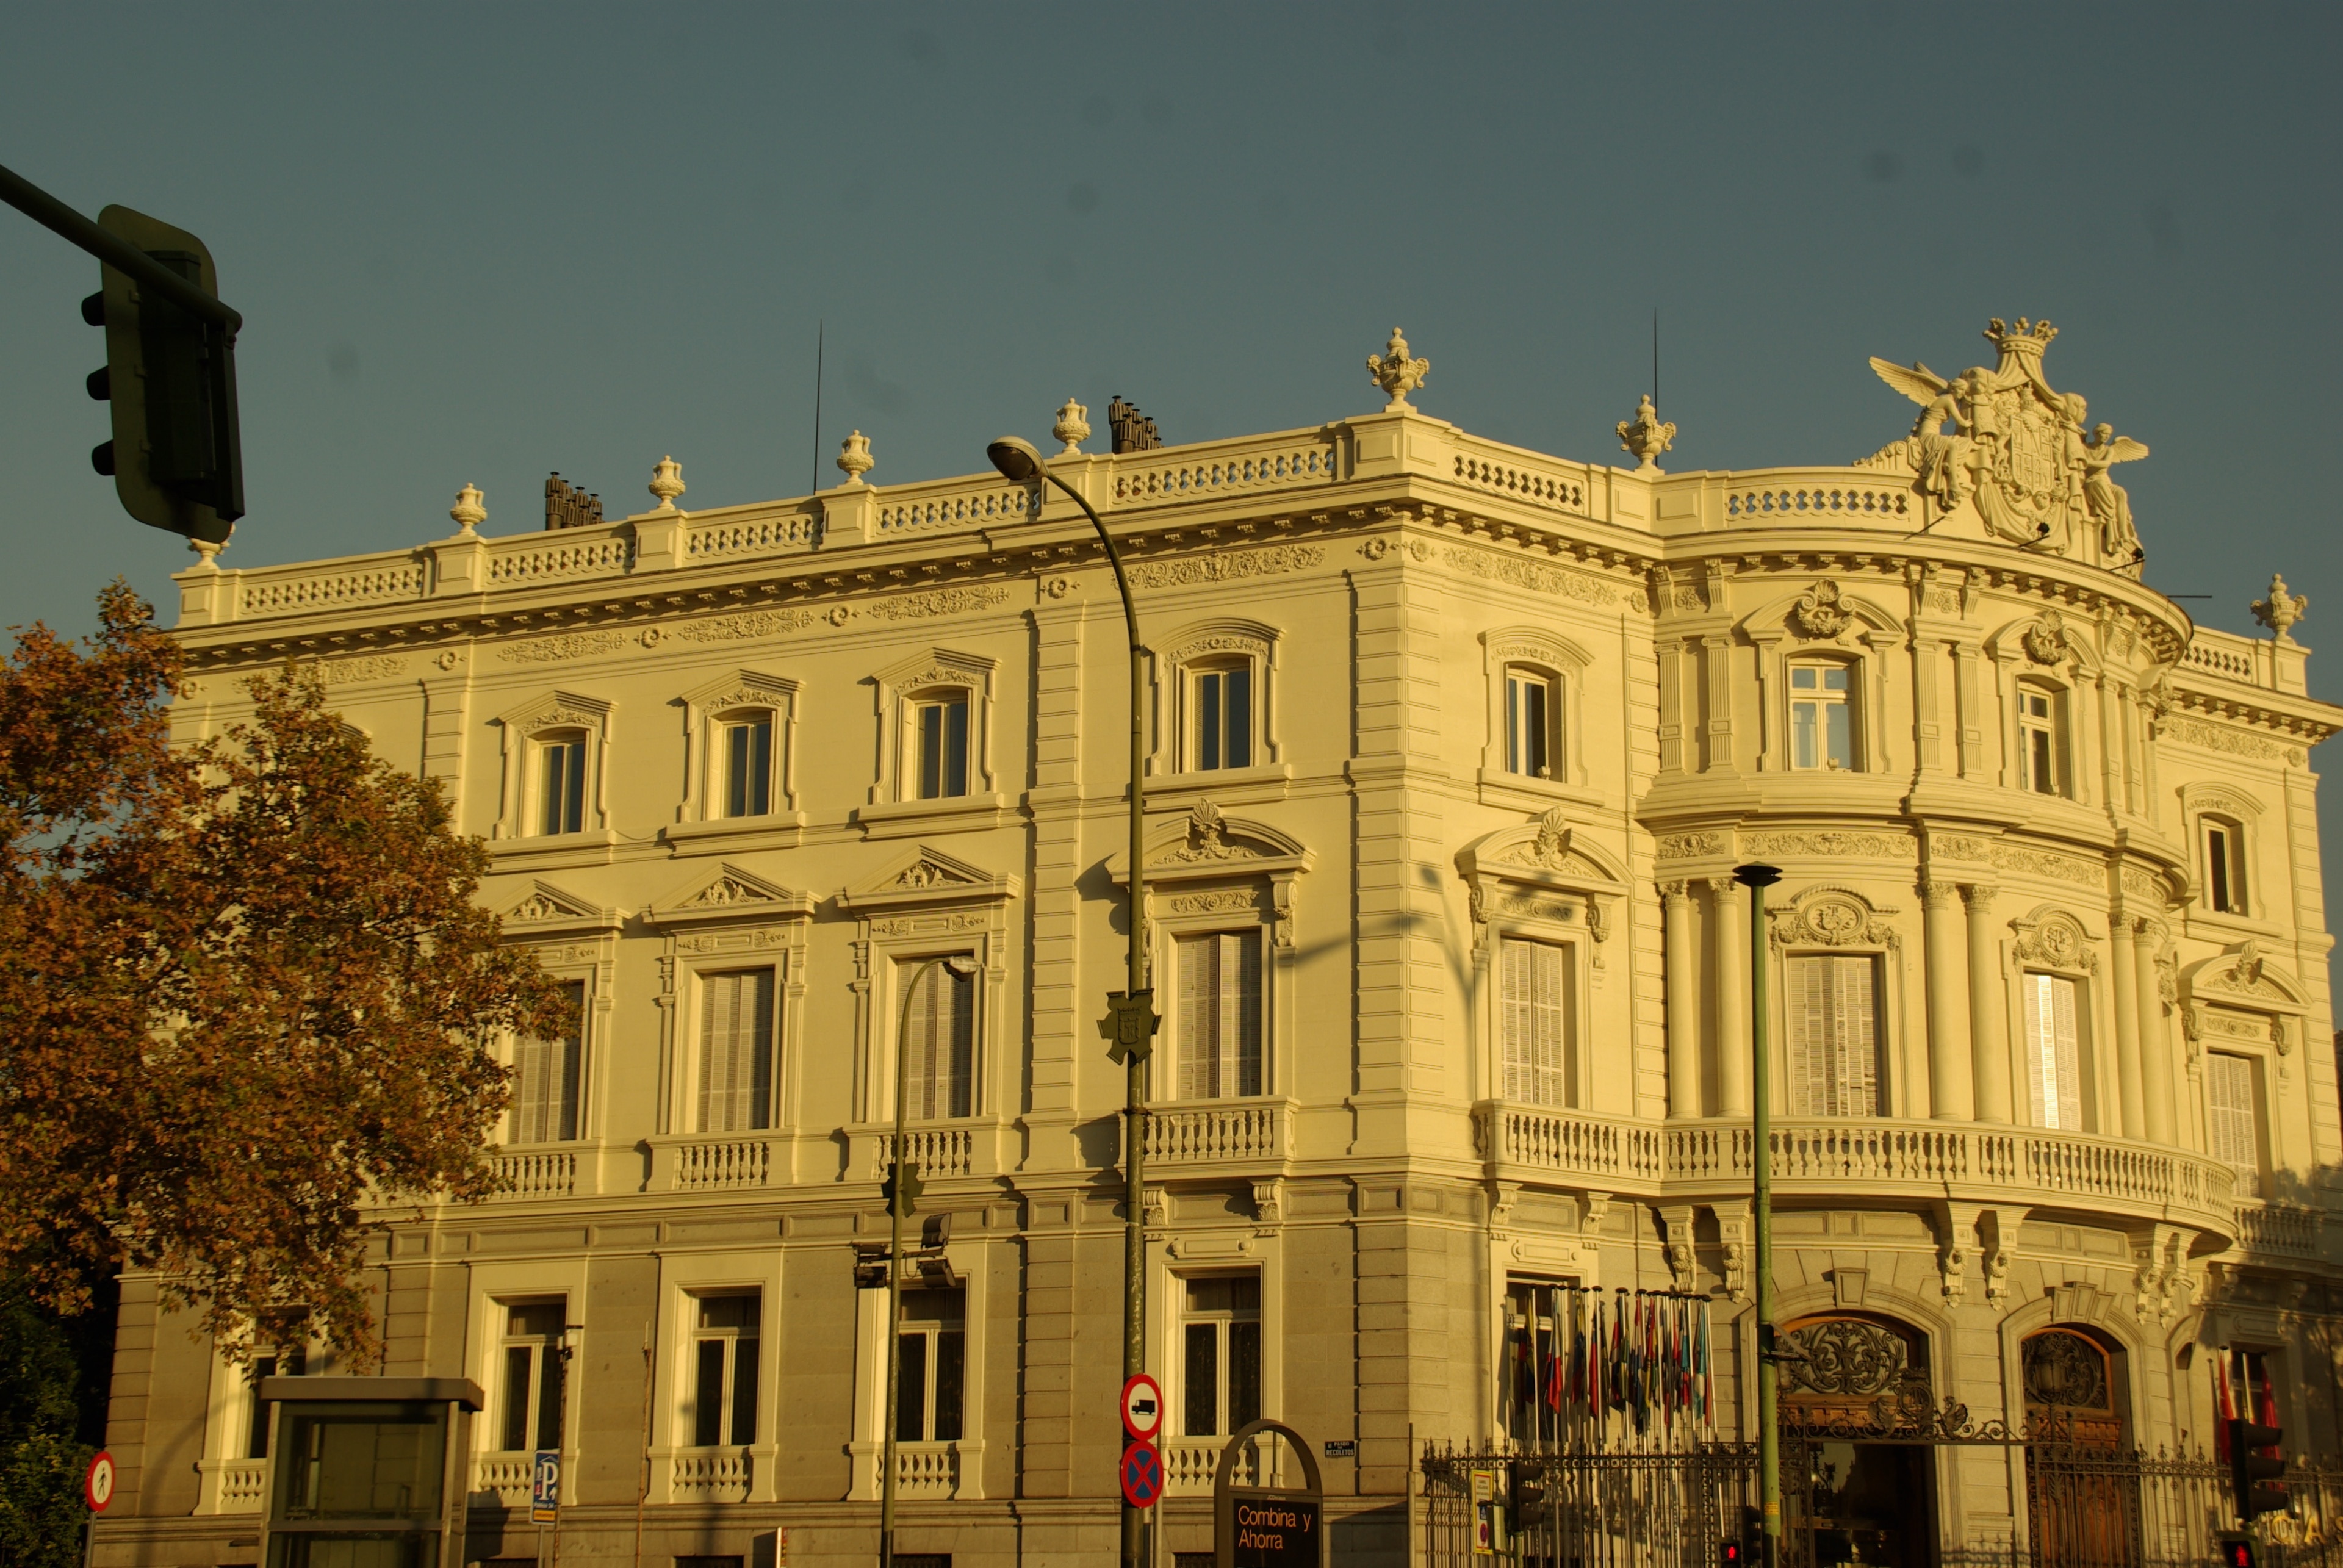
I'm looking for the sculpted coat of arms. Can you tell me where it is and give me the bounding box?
[1870,318,2149,572]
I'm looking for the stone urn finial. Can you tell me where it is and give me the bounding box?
[648,455,686,511]
[449,483,486,536]
[1366,327,1430,411]
[188,535,227,569]
[1052,398,1092,455]
[1616,395,1677,473]
[2253,572,2309,642]
[836,430,875,484]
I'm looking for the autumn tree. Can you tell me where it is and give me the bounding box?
[0,583,566,1362]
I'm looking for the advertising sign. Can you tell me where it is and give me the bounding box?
[1212,1419,1327,1568]
[1231,1495,1320,1568]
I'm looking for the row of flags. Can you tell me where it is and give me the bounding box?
[1510,1285,1715,1445]
[2212,1345,2279,1460]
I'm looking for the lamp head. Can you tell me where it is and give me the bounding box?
[1732,863,1783,890]
[986,436,1044,483]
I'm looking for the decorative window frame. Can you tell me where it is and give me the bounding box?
[2177,941,2305,1187]
[1739,581,1898,776]
[491,689,616,845]
[1141,1227,1287,1497]
[1455,807,1627,1112]
[1477,625,1594,808]
[462,1265,587,1505]
[641,864,815,1160]
[192,1329,337,1514]
[1109,802,1312,1106]
[860,647,1004,836]
[669,669,805,851]
[837,846,1020,1150]
[1763,884,1909,1118]
[2005,904,2107,1135]
[845,1232,993,1501]
[1148,617,1285,785]
[491,880,622,1154]
[2179,782,2269,929]
[650,1249,786,1505]
[1985,613,2102,807]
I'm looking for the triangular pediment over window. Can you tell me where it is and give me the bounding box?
[1107,800,1314,888]
[644,863,815,929]
[494,879,622,938]
[838,845,1020,913]
[1455,807,1627,934]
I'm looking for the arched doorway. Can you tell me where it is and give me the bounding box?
[1777,1314,1937,1568]
[2021,1327,2137,1567]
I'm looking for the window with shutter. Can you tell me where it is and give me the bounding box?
[2206,1053,2261,1174]
[696,969,776,1133]
[1499,938,1572,1107]
[902,961,976,1119]
[1176,931,1264,1099]
[1784,955,1880,1117]
[2023,973,2085,1131]
[513,979,585,1143]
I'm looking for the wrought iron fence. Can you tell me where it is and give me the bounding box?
[1421,1431,2343,1568]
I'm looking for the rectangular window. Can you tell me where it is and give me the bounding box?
[1505,672,1553,778]
[696,970,776,1134]
[1786,954,1881,1117]
[902,962,975,1120]
[1175,930,1264,1100]
[1499,938,1572,1107]
[498,1303,566,1453]
[539,736,587,835]
[724,717,774,818]
[688,1295,761,1448]
[1179,1275,1261,1439]
[244,1344,308,1459]
[1789,664,1853,771]
[1193,666,1253,772]
[2023,973,2085,1131]
[2019,688,2060,796]
[2206,823,2245,914]
[2207,1052,2261,1176]
[513,979,585,1144]
[893,1289,965,1442]
[916,697,970,800]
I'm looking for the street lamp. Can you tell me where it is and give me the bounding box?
[986,436,1155,1568]
[880,952,976,1568]
[1732,863,1783,1565]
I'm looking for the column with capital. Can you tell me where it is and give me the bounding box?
[1923,881,1973,1120]
[1963,885,2010,1123]
[1663,882,1701,1117]
[2109,917,2146,1140]
[2135,918,2175,1144]
[1712,878,1751,1116]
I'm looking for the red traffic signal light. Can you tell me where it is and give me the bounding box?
[2227,1419,2287,1522]
[1719,1543,1744,1568]
[2219,1534,2256,1568]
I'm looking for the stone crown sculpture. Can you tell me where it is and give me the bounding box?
[1367,328,1430,411]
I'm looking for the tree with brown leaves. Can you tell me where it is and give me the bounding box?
[0,583,566,1363]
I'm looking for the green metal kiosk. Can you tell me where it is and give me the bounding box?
[256,1376,483,1568]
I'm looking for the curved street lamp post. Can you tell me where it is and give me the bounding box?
[987,436,1155,1568]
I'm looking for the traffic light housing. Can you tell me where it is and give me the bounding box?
[83,204,242,543]
[880,1161,926,1220]
[2219,1536,2256,1568]
[2227,1418,2287,1522]
[1506,1464,1549,1533]
[1718,1543,1744,1568]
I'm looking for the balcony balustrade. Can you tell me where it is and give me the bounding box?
[669,1446,752,1503]
[1125,1099,1292,1169]
[194,1457,267,1513]
[649,1132,785,1192]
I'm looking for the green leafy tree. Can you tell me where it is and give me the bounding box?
[0,584,566,1362]
[0,1279,89,1568]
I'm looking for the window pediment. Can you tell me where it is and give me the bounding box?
[2009,905,2098,974]
[1766,885,1901,951]
[2180,941,2305,1013]
[646,863,815,930]
[2181,782,2264,821]
[495,879,622,938]
[1737,581,1900,646]
[1110,801,1313,888]
[1456,811,1624,937]
[840,845,1020,913]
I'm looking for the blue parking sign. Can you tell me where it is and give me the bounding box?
[531,1450,560,1523]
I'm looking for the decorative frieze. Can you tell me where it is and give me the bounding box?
[1128,544,1325,589]
[1441,544,1614,606]
[1988,843,2102,888]
[1739,831,1917,860]
[861,584,1010,621]
[497,630,630,664]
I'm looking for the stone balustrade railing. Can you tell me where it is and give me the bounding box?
[894,1442,959,1498]
[652,1133,781,1192]
[1447,431,1593,516]
[671,1447,752,1502]
[2234,1199,2324,1259]
[1478,1104,2239,1238]
[873,1124,979,1179]
[195,1457,267,1513]
[491,1146,578,1199]
[471,1451,540,1503]
[2177,625,2306,696]
[1134,1099,1292,1166]
[1720,470,1916,524]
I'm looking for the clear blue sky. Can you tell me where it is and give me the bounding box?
[5,3,2340,924]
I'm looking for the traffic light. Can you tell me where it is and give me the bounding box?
[879,1161,926,1220]
[1507,1464,1549,1534]
[1718,1542,1744,1568]
[2218,1536,2256,1568]
[2227,1418,2287,1522]
[82,204,242,544]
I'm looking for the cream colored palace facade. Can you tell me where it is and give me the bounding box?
[100,323,2343,1564]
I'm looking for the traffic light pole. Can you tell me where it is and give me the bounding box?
[0,160,240,334]
[1733,865,1783,1566]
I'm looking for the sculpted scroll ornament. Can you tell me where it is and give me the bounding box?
[1871,318,2149,568]
[1790,580,1852,639]
[1128,545,1324,589]
[1162,801,1248,864]
[1500,808,1574,871]
[1778,1319,1922,1401]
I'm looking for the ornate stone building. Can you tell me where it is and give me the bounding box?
[100,322,2341,1564]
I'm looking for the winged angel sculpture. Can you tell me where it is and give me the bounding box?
[1868,319,2148,569]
